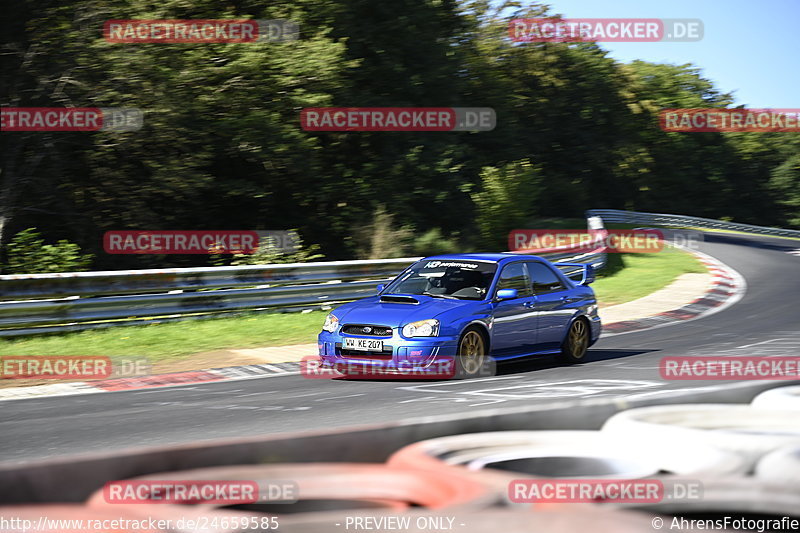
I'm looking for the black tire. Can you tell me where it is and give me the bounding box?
[559,317,590,364]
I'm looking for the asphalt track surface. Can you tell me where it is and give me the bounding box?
[1,232,799,465]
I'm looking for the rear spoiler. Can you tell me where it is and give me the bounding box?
[552,262,595,285]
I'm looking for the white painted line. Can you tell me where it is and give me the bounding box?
[0,383,101,402]
[737,338,785,349]
[262,364,289,373]
[316,393,366,401]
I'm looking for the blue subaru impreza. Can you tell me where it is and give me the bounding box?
[317,253,601,377]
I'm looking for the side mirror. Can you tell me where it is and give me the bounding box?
[496,288,518,300]
[376,284,385,293]
[580,265,595,286]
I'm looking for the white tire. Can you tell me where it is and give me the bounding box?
[755,445,800,486]
[602,404,800,471]
[751,385,800,410]
[612,476,800,517]
[388,430,744,477]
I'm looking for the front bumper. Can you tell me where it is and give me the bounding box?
[318,329,460,369]
[588,313,602,346]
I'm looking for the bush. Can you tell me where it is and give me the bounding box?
[3,228,94,274]
[354,205,414,259]
[228,231,324,265]
[410,228,461,256]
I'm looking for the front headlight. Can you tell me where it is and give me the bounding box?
[402,319,440,337]
[322,313,339,333]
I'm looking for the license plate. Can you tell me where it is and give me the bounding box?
[343,338,384,351]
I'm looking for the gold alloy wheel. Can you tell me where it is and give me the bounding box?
[458,330,486,375]
[568,319,589,359]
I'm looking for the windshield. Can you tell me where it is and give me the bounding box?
[384,260,497,300]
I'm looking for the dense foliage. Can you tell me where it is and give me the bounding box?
[2,0,798,271]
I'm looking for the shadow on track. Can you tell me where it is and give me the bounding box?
[331,348,658,382]
[494,348,659,376]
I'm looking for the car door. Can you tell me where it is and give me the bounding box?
[525,261,576,350]
[490,262,538,357]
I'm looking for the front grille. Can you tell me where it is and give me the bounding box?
[341,324,393,336]
[339,346,393,359]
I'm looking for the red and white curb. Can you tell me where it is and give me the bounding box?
[602,248,746,336]
[0,250,746,402]
[0,363,302,402]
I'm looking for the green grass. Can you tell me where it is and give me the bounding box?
[0,248,704,360]
[592,248,705,306]
[0,310,328,361]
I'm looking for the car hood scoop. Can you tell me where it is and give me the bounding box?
[378,294,420,305]
[335,294,469,328]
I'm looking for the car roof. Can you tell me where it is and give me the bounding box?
[420,252,547,264]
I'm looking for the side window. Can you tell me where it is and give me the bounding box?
[526,262,566,293]
[495,263,532,297]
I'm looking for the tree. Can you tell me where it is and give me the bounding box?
[769,154,800,227]
[472,159,541,248]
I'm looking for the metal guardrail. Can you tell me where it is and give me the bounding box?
[510,214,608,277]
[0,260,418,336]
[11,206,796,337]
[0,258,419,302]
[587,209,800,239]
[0,225,607,336]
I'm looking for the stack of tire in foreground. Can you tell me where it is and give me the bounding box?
[2,464,667,533]
[387,385,800,530]
[2,386,799,532]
